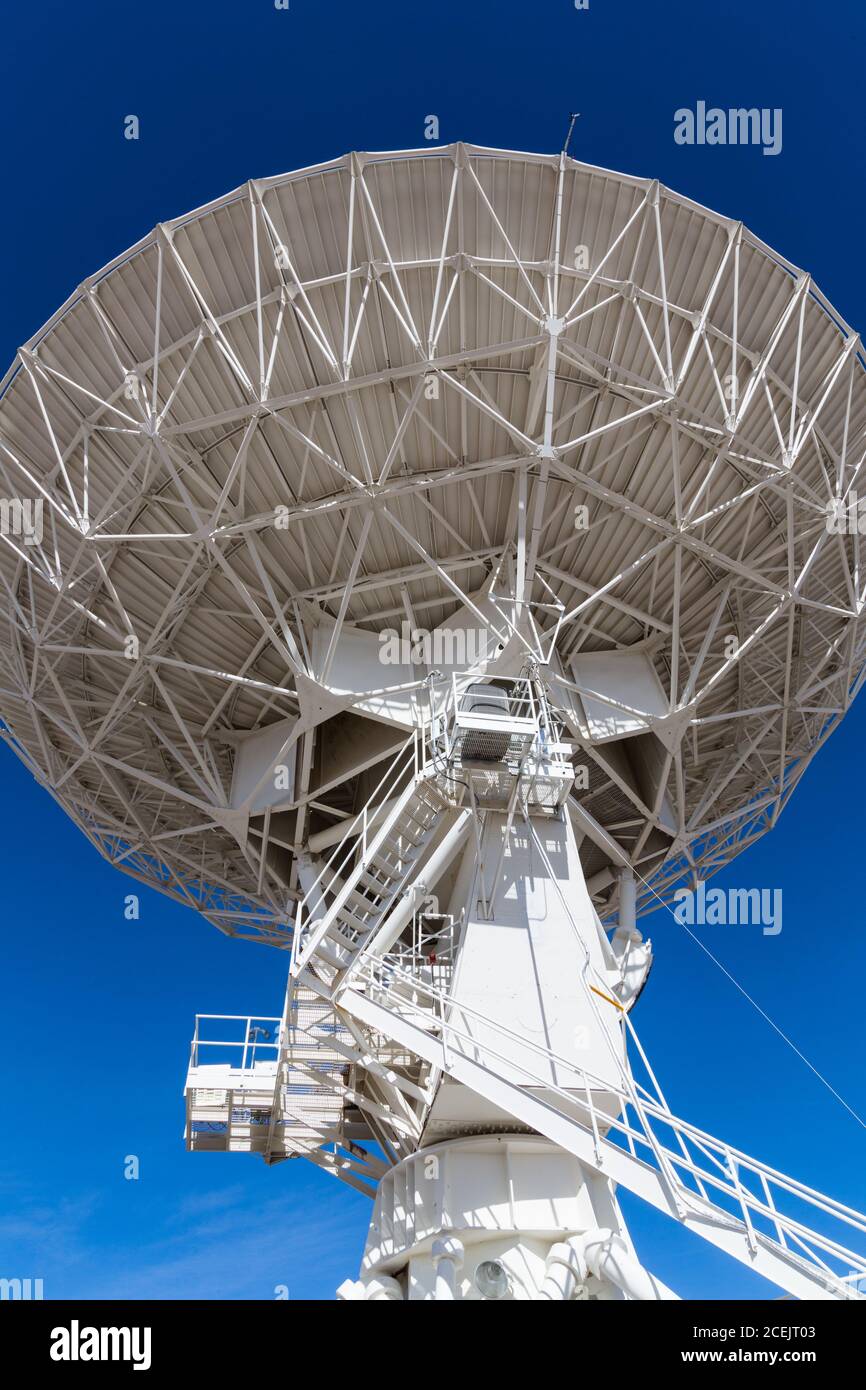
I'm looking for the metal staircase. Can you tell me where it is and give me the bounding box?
[184,986,394,1195]
[291,731,454,984]
[334,952,866,1301]
[190,673,866,1301]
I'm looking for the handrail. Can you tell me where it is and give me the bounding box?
[281,669,866,1294]
[375,948,866,1230]
[292,744,427,975]
[351,954,866,1292]
[369,961,866,1276]
[189,1013,282,1069]
[290,731,419,974]
[291,673,566,969]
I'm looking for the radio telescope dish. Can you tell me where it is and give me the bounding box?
[1,145,865,1301]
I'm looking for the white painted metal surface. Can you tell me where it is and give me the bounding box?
[1,145,864,934]
[4,145,866,1300]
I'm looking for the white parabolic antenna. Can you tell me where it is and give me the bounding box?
[1,144,866,1300]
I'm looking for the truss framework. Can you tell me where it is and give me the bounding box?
[0,145,865,937]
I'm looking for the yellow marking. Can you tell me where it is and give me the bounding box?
[590,984,625,1012]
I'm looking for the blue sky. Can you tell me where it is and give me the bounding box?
[0,0,864,1299]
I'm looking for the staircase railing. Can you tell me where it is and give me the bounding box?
[290,673,572,976]
[350,953,866,1298]
[290,730,422,975]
